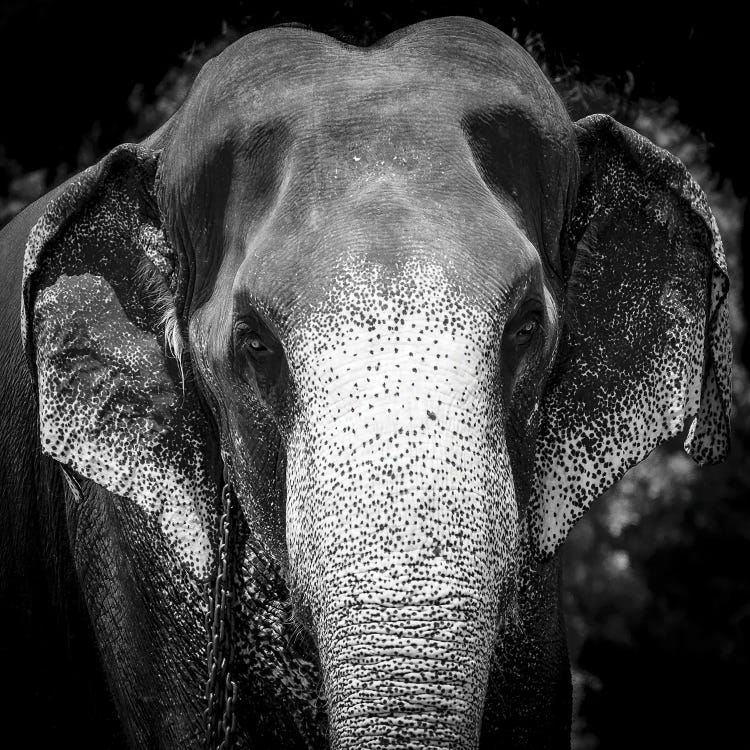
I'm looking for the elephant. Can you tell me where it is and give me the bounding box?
[0,16,731,750]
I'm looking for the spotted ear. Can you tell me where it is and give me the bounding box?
[22,144,218,578]
[529,114,732,558]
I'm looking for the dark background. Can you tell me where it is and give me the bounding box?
[1,2,748,748]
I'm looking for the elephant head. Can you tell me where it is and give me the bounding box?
[21,17,730,750]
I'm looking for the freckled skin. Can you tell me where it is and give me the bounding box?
[0,16,730,750]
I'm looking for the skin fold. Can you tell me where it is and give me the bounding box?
[0,17,731,750]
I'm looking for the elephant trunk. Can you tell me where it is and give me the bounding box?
[285,264,519,746]
[316,590,497,748]
[287,424,518,748]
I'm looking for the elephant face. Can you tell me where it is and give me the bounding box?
[21,17,730,750]
[168,28,573,743]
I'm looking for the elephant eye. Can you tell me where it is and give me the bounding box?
[235,321,271,354]
[515,318,540,344]
[248,334,268,352]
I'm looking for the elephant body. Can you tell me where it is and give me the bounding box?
[0,18,730,749]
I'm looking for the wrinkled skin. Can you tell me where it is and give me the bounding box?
[0,17,731,750]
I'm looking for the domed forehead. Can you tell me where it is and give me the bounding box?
[190,18,569,139]
[170,19,576,325]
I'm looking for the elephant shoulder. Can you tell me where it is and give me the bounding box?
[0,181,75,520]
[0,178,125,750]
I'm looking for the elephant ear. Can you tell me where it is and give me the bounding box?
[22,144,218,579]
[529,114,731,558]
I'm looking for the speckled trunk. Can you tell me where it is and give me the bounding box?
[316,591,500,748]
[285,265,519,747]
[288,431,516,748]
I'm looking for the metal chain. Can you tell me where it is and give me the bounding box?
[204,473,238,749]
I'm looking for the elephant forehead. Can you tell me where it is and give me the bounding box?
[191,17,564,121]
[228,171,545,347]
[166,18,573,192]
[165,18,573,323]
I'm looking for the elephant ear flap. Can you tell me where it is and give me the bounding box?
[23,144,218,578]
[529,114,732,559]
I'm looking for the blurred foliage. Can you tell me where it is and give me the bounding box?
[1,20,747,750]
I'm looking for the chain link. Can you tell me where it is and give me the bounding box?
[204,479,238,749]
